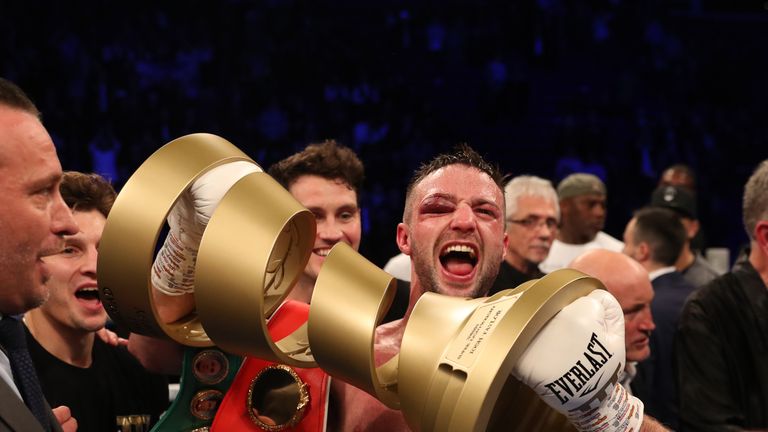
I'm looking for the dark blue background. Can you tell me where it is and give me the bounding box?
[2,0,767,267]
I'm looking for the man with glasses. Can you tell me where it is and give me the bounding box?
[489,175,559,294]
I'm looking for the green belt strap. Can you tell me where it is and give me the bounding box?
[151,347,242,432]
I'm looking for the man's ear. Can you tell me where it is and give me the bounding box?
[502,230,509,260]
[396,223,412,255]
[755,221,768,255]
[636,241,651,263]
[682,218,700,240]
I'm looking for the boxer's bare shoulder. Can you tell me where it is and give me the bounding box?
[329,319,412,431]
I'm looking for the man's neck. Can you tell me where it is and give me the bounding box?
[675,247,695,272]
[557,228,593,245]
[285,274,316,304]
[504,254,538,275]
[401,277,427,324]
[647,265,676,281]
[371,275,423,366]
[23,312,94,368]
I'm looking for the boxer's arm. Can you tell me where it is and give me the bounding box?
[141,162,261,369]
[128,332,184,375]
[641,416,670,431]
[151,161,261,323]
[152,290,195,324]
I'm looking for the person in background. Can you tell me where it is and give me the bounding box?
[0,76,78,431]
[658,164,696,192]
[488,175,559,294]
[675,159,768,431]
[268,140,409,320]
[24,171,169,432]
[622,206,696,429]
[650,185,721,288]
[539,173,623,273]
[268,140,363,303]
[657,163,711,255]
[569,249,657,397]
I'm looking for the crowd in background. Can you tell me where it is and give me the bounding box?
[1,0,766,266]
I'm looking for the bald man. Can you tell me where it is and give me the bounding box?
[569,249,657,393]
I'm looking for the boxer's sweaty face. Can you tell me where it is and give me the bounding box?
[289,175,361,283]
[404,165,506,299]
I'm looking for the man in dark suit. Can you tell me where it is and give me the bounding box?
[674,159,768,431]
[0,77,78,431]
[622,206,696,430]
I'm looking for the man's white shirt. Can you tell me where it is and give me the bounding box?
[540,231,624,274]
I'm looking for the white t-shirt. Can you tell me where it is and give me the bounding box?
[539,231,624,274]
[383,253,411,282]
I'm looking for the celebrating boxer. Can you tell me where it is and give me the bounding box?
[141,141,668,430]
[332,144,668,431]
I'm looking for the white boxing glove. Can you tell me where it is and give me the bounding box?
[151,161,262,296]
[512,290,643,432]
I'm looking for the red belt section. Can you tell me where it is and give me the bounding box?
[212,301,330,431]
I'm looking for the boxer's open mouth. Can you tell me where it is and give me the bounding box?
[440,244,478,276]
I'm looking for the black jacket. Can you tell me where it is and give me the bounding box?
[674,260,768,431]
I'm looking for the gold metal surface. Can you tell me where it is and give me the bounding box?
[192,349,230,385]
[399,269,600,432]
[246,364,310,431]
[307,242,401,408]
[98,133,256,345]
[190,389,224,420]
[194,172,315,366]
[398,288,525,431]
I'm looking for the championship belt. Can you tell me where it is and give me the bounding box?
[151,347,243,432]
[99,133,607,432]
[211,301,330,432]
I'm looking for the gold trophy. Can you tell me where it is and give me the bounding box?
[101,133,599,431]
